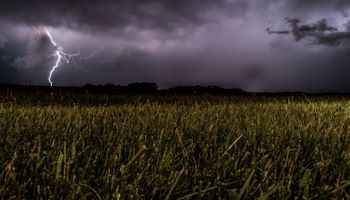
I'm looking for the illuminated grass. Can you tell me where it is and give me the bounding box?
[0,97,350,199]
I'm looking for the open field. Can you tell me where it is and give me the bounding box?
[1,93,350,199]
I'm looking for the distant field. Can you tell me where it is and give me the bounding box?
[0,94,350,199]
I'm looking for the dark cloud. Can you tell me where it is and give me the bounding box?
[269,18,350,46]
[0,0,248,33]
[316,32,350,46]
[0,51,21,84]
[13,31,55,70]
[286,18,338,41]
[0,34,6,49]
[288,0,350,10]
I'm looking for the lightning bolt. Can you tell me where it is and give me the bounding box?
[45,28,79,87]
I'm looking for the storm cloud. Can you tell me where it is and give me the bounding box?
[0,34,7,49]
[1,0,350,92]
[269,18,350,46]
[0,0,248,31]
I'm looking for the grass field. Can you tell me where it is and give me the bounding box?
[1,93,350,199]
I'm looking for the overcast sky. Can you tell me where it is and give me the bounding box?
[2,0,350,92]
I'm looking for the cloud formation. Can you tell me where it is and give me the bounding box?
[13,31,55,69]
[269,18,350,46]
[0,0,248,32]
[1,0,350,91]
[0,34,6,49]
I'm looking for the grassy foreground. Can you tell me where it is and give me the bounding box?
[0,96,350,199]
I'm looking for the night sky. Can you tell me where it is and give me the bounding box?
[2,0,350,92]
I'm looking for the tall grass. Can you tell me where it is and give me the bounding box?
[0,96,350,199]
